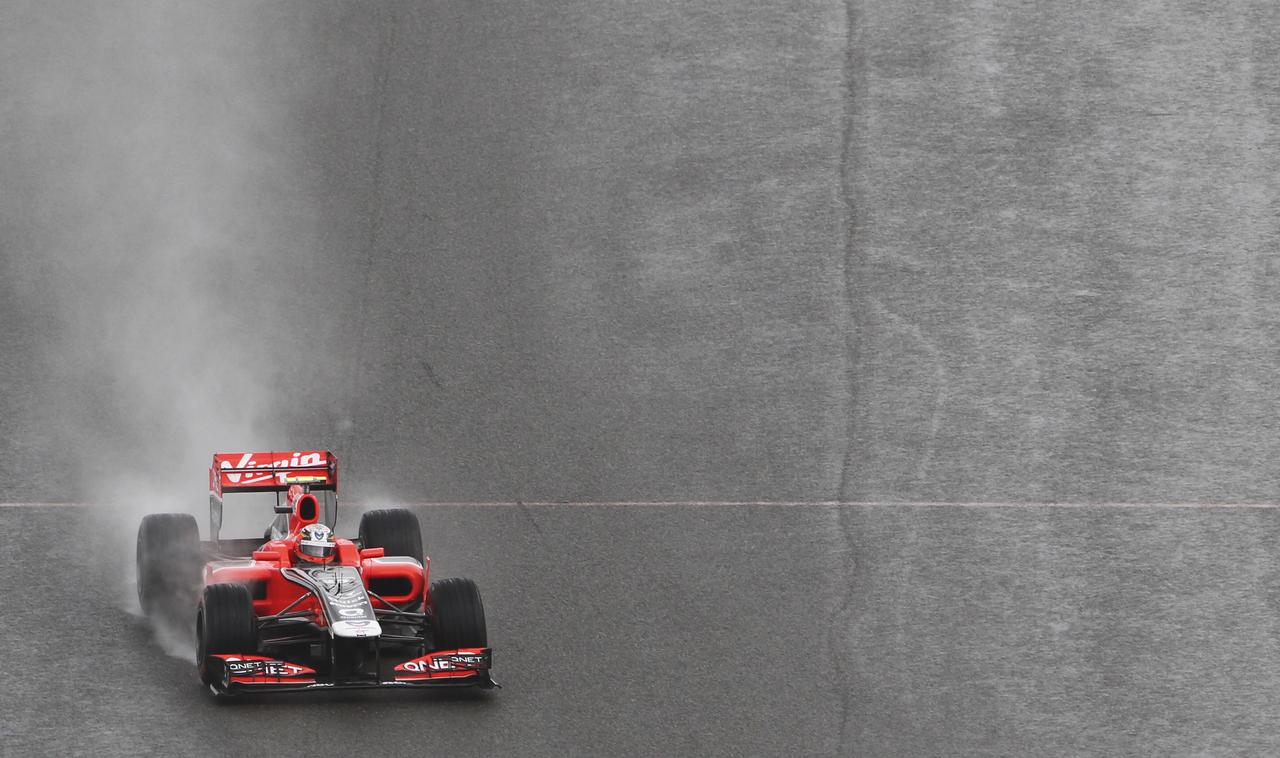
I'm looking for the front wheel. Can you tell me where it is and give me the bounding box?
[429,577,487,650]
[196,583,259,685]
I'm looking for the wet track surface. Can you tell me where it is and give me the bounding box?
[7,0,1280,755]
[8,503,1280,756]
[1,505,844,757]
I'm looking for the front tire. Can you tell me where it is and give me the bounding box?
[429,577,488,650]
[136,513,200,618]
[358,508,423,563]
[196,583,259,685]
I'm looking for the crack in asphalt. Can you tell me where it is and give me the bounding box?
[835,2,863,507]
[832,0,866,753]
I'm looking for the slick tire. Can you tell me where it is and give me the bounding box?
[136,513,200,617]
[358,508,423,563]
[196,583,259,685]
[429,577,488,650]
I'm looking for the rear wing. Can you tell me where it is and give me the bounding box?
[209,451,338,496]
[209,451,339,542]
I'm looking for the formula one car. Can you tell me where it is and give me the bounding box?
[135,450,494,696]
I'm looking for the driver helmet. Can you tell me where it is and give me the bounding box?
[296,523,336,563]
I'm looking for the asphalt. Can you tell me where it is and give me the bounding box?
[7,503,1280,757]
[5,0,1280,755]
[0,504,845,758]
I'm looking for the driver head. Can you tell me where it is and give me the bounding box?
[296,522,335,564]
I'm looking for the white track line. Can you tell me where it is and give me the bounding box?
[5,500,1280,509]
[394,500,1280,509]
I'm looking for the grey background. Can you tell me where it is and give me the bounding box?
[3,1,1280,756]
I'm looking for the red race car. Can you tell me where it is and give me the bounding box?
[135,450,495,696]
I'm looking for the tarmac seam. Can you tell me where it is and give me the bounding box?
[835,0,867,752]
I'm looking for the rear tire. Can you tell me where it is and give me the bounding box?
[136,513,200,618]
[196,583,259,685]
[429,577,488,650]
[358,508,423,563]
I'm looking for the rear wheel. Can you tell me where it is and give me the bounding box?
[136,513,200,618]
[429,577,488,650]
[196,583,259,685]
[358,508,423,563]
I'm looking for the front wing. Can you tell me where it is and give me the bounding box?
[205,648,495,695]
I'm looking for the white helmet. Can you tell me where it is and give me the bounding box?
[297,523,335,563]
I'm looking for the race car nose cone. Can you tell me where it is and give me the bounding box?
[331,619,383,638]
